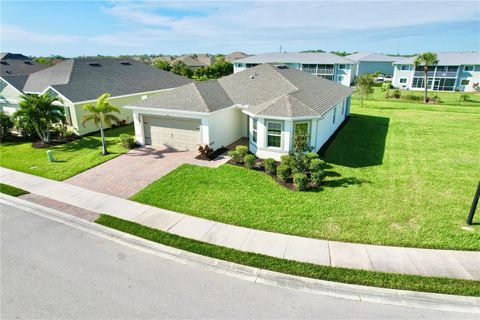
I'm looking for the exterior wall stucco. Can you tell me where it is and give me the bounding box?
[356,61,395,76]
[0,78,23,115]
[207,107,246,149]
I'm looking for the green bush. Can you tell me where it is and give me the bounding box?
[311,170,324,187]
[277,163,291,182]
[392,89,401,99]
[244,154,256,169]
[0,112,14,140]
[263,158,276,175]
[235,145,249,158]
[119,133,135,149]
[280,154,293,168]
[291,154,308,174]
[309,158,326,172]
[293,173,308,191]
[306,152,319,165]
[404,93,422,102]
[228,150,241,163]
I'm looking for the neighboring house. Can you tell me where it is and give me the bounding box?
[153,56,176,64]
[22,58,192,135]
[0,53,50,114]
[195,54,216,66]
[177,56,206,70]
[392,52,480,92]
[346,52,403,77]
[225,51,249,62]
[233,52,355,86]
[126,64,353,160]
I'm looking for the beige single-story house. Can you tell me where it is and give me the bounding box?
[22,58,192,135]
[126,64,353,160]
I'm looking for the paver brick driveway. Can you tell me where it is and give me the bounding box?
[66,146,229,198]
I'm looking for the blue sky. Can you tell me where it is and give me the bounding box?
[1,1,479,57]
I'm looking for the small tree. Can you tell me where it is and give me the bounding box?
[414,52,438,103]
[14,93,65,143]
[355,74,374,107]
[170,60,193,78]
[154,60,171,71]
[0,112,14,140]
[81,93,120,155]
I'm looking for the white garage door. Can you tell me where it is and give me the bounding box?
[143,116,201,150]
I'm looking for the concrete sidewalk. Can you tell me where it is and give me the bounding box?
[1,167,479,280]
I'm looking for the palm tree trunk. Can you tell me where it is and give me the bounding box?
[100,123,108,155]
[423,67,428,104]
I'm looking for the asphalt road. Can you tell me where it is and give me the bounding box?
[1,202,475,319]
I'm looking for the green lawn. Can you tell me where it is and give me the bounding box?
[0,183,29,197]
[132,102,480,250]
[353,86,480,107]
[96,214,480,297]
[0,125,133,181]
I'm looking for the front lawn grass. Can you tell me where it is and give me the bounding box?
[96,214,480,297]
[0,183,29,197]
[0,125,133,181]
[131,103,480,250]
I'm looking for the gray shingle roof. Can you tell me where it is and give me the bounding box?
[1,58,50,91]
[346,52,403,62]
[23,58,192,102]
[233,52,354,64]
[393,52,480,65]
[0,53,30,60]
[178,56,206,67]
[132,64,353,118]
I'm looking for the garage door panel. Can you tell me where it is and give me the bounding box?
[143,116,201,150]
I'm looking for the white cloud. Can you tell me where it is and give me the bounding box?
[0,24,82,44]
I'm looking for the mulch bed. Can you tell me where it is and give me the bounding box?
[195,147,229,161]
[32,136,78,149]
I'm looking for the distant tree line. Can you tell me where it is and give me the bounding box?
[154,57,233,81]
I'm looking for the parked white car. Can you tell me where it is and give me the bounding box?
[384,75,392,81]
[375,75,385,83]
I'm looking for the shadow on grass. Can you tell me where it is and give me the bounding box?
[321,114,390,168]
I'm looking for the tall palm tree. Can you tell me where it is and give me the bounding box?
[15,93,65,143]
[81,93,120,155]
[414,52,438,103]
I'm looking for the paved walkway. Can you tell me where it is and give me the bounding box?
[65,146,230,198]
[1,168,479,280]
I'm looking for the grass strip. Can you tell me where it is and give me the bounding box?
[96,214,480,297]
[0,183,29,197]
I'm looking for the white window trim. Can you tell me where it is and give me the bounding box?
[251,118,258,145]
[460,78,470,86]
[399,77,407,84]
[464,65,474,72]
[266,120,283,149]
[337,75,345,82]
[338,64,346,70]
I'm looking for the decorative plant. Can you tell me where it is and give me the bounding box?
[198,144,213,160]
[235,145,249,158]
[244,154,256,169]
[263,158,276,175]
[119,134,135,149]
[413,52,438,103]
[81,93,120,155]
[277,163,291,182]
[293,173,308,191]
[310,159,326,187]
[228,150,241,163]
[355,74,375,107]
[0,112,14,141]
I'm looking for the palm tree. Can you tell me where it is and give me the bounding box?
[414,52,438,103]
[14,93,65,143]
[81,93,120,155]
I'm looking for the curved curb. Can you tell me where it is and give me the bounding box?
[1,194,479,314]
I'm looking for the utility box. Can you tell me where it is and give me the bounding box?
[47,150,55,162]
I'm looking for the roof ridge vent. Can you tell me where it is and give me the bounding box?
[88,62,101,67]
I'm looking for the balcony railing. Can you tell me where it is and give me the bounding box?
[302,67,334,74]
[414,70,435,77]
[435,71,458,78]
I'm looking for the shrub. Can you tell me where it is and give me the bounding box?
[404,93,422,102]
[381,82,392,92]
[291,154,308,174]
[309,159,326,172]
[197,144,212,160]
[280,154,293,168]
[235,145,249,158]
[14,116,37,140]
[119,133,135,149]
[311,170,325,187]
[392,89,401,99]
[244,154,256,169]
[306,152,319,165]
[228,150,241,163]
[293,173,308,191]
[0,112,14,140]
[277,163,291,182]
[263,158,276,175]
